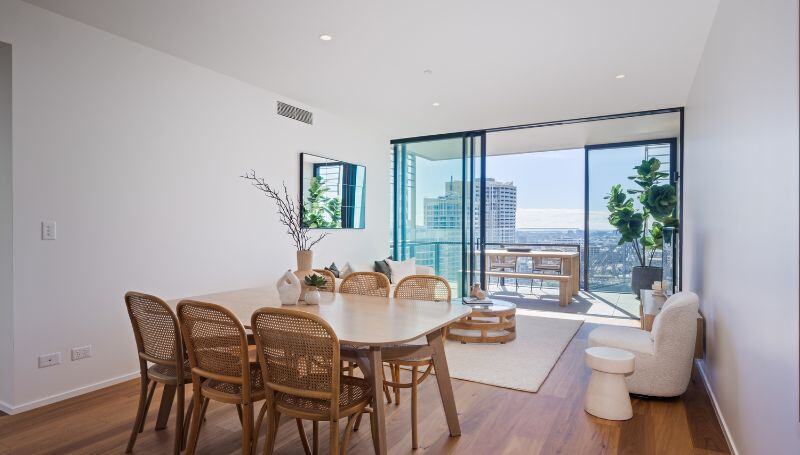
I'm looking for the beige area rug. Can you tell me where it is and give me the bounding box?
[441,314,583,393]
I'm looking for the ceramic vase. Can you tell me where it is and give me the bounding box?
[294,250,314,301]
[304,289,321,305]
[276,269,301,305]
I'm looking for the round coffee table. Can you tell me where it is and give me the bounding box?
[445,301,516,344]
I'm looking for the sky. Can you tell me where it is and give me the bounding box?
[411,141,663,230]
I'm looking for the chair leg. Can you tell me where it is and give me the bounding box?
[411,366,419,449]
[139,381,157,433]
[382,382,392,404]
[352,411,364,431]
[125,376,150,453]
[156,384,176,431]
[182,395,195,450]
[241,401,254,455]
[172,384,185,455]
[297,419,312,455]
[341,415,358,455]
[236,403,244,425]
[329,420,339,455]
[392,364,400,405]
[252,403,267,455]
[313,421,319,455]
[184,388,205,455]
[265,408,281,455]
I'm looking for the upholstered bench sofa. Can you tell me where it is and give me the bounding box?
[330,260,434,294]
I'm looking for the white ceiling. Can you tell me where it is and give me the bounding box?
[487,112,680,156]
[24,0,718,138]
[405,112,680,160]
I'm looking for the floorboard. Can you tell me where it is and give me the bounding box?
[0,322,730,454]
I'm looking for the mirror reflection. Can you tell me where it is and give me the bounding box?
[300,153,366,229]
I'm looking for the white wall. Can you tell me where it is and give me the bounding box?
[0,0,389,412]
[683,0,800,454]
[0,42,13,408]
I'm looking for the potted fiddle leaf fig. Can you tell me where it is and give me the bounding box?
[605,157,679,298]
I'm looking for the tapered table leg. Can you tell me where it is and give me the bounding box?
[426,330,461,437]
[367,347,387,455]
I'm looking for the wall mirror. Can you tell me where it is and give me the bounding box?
[300,153,366,229]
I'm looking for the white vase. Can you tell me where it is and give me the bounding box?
[276,269,301,305]
[304,289,321,305]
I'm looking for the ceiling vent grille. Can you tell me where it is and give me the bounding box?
[277,101,313,125]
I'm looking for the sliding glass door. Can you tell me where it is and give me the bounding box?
[585,139,677,293]
[391,133,484,297]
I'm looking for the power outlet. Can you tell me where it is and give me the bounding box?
[71,345,92,361]
[38,352,61,368]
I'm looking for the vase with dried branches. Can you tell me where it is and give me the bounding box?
[242,170,328,299]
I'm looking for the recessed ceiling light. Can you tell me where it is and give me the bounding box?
[615,74,626,79]
[432,102,440,107]
[319,34,333,41]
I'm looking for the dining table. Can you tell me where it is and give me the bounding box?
[484,248,581,295]
[168,286,471,455]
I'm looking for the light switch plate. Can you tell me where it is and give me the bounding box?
[41,221,56,240]
[38,352,61,368]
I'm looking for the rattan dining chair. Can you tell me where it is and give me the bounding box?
[313,269,337,293]
[339,271,390,297]
[384,275,451,449]
[124,291,193,455]
[336,271,393,400]
[532,248,564,290]
[489,254,519,290]
[252,307,374,455]
[177,300,267,455]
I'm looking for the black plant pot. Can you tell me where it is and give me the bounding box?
[631,266,663,299]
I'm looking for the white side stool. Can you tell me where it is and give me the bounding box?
[584,346,635,420]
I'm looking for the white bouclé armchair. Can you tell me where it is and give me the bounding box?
[587,291,700,397]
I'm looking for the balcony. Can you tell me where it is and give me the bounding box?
[392,240,642,322]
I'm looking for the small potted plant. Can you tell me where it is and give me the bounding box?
[303,273,328,305]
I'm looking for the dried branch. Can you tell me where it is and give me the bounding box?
[241,170,329,251]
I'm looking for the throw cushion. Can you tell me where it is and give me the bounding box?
[374,260,392,281]
[342,261,373,278]
[325,262,340,278]
[385,258,416,284]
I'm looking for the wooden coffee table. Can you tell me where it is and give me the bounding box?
[445,301,516,344]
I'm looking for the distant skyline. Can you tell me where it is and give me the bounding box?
[414,144,656,230]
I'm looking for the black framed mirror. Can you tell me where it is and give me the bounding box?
[300,153,366,229]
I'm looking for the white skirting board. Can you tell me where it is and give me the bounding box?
[695,359,739,455]
[0,370,139,415]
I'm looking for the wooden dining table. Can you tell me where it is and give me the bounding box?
[168,286,471,455]
[484,249,581,295]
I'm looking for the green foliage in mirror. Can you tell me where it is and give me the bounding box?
[302,176,342,228]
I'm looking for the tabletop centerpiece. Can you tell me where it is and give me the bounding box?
[242,170,328,301]
[303,273,327,305]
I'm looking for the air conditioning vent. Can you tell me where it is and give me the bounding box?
[277,101,313,125]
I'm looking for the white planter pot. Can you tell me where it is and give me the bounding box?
[304,289,321,305]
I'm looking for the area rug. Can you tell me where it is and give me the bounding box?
[441,314,583,393]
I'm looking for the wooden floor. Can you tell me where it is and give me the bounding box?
[0,322,730,455]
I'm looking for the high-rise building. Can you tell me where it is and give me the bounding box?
[421,178,517,284]
[483,178,517,245]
